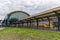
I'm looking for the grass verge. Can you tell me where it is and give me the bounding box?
[0,28,60,40]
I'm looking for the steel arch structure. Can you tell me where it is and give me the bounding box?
[2,11,30,27]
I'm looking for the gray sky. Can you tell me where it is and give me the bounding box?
[0,0,60,20]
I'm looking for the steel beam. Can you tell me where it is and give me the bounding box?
[29,21,32,28]
[36,19,39,29]
[46,16,50,28]
[27,21,28,28]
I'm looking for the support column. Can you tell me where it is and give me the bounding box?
[54,11,60,31]
[22,22,24,28]
[58,17,60,31]
[41,18,44,30]
[30,20,32,28]
[36,19,39,29]
[27,21,28,28]
[19,22,21,27]
[46,17,50,28]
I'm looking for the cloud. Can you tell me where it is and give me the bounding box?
[0,15,5,20]
[0,0,60,20]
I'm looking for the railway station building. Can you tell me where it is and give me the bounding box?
[2,11,30,27]
[2,7,60,31]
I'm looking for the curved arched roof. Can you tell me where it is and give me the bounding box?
[7,11,30,16]
[2,11,30,26]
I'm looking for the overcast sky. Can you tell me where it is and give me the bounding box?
[0,0,60,20]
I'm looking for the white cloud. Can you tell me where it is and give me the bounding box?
[0,15,5,20]
[0,0,60,20]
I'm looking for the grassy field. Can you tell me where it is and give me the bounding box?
[0,28,60,40]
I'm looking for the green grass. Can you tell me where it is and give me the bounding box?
[0,28,60,40]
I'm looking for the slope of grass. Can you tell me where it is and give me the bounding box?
[0,28,60,40]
